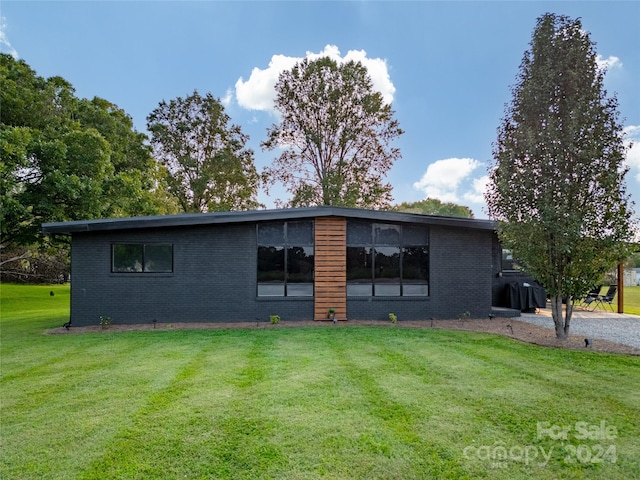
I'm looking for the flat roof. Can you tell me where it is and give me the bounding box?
[42,206,497,234]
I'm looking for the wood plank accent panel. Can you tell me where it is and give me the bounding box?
[314,217,347,320]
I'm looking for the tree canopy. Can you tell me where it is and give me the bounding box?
[147,91,260,213]
[485,14,635,339]
[262,57,403,209]
[0,54,169,256]
[391,198,474,218]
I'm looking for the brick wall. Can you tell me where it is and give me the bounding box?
[70,224,313,326]
[69,219,495,326]
[347,225,494,320]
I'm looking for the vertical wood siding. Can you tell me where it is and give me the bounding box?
[314,217,347,320]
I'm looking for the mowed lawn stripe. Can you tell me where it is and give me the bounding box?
[330,328,640,479]
[2,333,226,479]
[413,332,640,477]
[2,284,640,480]
[447,335,639,421]
[335,329,563,478]
[326,329,478,479]
[76,329,640,479]
[77,331,272,479]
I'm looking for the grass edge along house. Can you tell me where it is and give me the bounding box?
[42,206,527,326]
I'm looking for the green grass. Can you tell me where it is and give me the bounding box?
[622,286,640,315]
[1,283,639,479]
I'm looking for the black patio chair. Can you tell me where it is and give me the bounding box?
[593,285,617,311]
[580,285,602,311]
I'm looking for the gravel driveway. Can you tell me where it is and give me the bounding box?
[519,309,640,349]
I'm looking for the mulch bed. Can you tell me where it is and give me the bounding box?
[47,317,640,356]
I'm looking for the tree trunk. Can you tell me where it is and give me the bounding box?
[564,296,574,338]
[550,293,571,340]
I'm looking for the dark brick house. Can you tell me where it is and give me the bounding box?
[42,206,524,326]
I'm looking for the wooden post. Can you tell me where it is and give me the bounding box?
[617,262,624,314]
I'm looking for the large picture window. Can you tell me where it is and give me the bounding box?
[112,244,173,273]
[347,222,428,296]
[257,221,314,296]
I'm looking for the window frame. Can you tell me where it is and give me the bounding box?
[257,221,314,297]
[501,248,521,272]
[347,222,429,297]
[111,243,174,274]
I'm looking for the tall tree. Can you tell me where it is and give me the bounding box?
[485,14,635,339]
[147,91,260,213]
[0,54,170,273]
[262,57,403,208]
[0,54,175,282]
[75,97,174,217]
[392,198,474,218]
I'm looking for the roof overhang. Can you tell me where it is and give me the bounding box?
[42,206,497,235]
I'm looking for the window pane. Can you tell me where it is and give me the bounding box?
[347,221,372,245]
[374,247,400,280]
[402,246,428,296]
[258,284,285,296]
[374,246,400,296]
[502,248,519,271]
[288,246,314,283]
[347,246,372,296]
[144,245,173,272]
[402,247,429,281]
[257,246,285,283]
[374,224,400,245]
[257,223,284,245]
[113,244,143,272]
[375,284,401,296]
[403,225,429,245]
[403,284,429,296]
[347,284,372,296]
[287,221,313,245]
[347,246,372,282]
[287,283,313,297]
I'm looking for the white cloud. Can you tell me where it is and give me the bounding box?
[234,44,396,112]
[235,54,299,111]
[463,175,490,204]
[323,46,396,105]
[624,125,640,138]
[413,157,480,202]
[220,88,233,108]
[0,17,18,58]
[596,54,622,72]
[623,125,640,181]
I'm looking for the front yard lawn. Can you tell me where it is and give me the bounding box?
[1,284,639,479]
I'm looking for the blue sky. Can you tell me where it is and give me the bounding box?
[1,1,639,218]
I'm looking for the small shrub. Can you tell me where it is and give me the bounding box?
[270,314,280,324]
[99,316,111,329]
[388,313,398,324]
